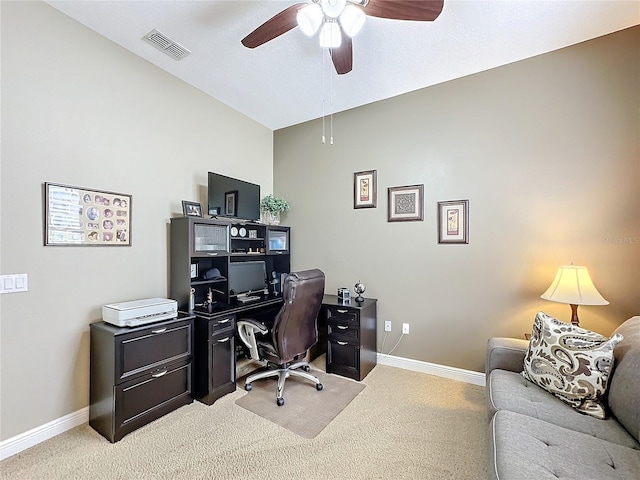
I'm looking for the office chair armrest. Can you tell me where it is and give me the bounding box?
[237,319,268,361]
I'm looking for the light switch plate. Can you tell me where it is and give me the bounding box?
[0,274,28,294]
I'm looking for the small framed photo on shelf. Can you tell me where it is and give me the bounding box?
[387,184,424,222]
[182,201,203,217]
[225,190,238,217]
[354,170,377,209]
[437,199,469,244]
[190,262,199,279]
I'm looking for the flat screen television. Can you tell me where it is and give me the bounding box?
[228,261,267,297]
[207,172,260,221]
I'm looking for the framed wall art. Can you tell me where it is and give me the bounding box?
[182,201,203,217]
[388,184,424,222]
[44,182,132,246]
[354,170,377,209]
[437,199,469,244]
[225,190,238,216]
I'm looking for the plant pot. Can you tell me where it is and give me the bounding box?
[263,211,280,225]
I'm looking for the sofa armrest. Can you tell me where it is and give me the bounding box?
[486,337,529,375]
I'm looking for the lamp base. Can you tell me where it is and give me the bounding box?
[570,304,580,327]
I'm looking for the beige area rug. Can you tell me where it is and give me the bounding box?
[235,369,365,438]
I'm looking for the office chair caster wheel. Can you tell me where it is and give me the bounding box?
[302,365,311,372]
[245,383,252,391]
[316,383,323,391]
[276,397,285,406]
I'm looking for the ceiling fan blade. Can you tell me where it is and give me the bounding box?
[365,0,444,21]
[331,33,353,75]
[241,3,307,48]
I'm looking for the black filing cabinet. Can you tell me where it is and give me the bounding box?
[89,313,194,443]
[323,295,377,381]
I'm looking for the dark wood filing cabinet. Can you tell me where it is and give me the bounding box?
[322,295,377,381]
[193,312,236,405]
[89,313,194,443]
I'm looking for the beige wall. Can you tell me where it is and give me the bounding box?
[274,26,640,372]
[0,2,273,441]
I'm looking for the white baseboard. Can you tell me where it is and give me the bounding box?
[0,357,484,460]
[0,407,89,461]
[377,353,485,386]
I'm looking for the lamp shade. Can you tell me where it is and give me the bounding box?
[540,265,609,306]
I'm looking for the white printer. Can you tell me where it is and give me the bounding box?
[102,298,178,327]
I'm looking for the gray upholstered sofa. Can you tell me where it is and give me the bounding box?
[485,316,640,480]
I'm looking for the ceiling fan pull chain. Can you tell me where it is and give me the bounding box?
[322,47,326,144]
[330,48,334,145]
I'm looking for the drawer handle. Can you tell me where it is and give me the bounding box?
[337,341,348,346]
[337,325,348,330]
[151,369,168,378]
[218,318,230,324]
[217,337,230,343]
[207,253,218,256]
[337,309,348,313]
[151,328,167,334]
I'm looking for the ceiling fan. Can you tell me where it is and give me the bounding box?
[241,0,444,75]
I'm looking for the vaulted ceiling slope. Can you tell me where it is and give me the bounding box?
[46,1,639,131]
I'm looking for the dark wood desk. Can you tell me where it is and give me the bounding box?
[192,292,379,408]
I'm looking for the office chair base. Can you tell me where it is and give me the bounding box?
[244,361,323,406]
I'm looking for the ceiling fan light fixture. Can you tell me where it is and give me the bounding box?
[297,4,323,36]
[339,4,366,37]
[319,20,342,49]
[321,0,347,19]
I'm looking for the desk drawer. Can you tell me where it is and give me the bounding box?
[327,320,359,340]
[325,306,359,325]
[116,319,192,382]
[113,360,191,442]
[208,315,235,336]
[326,337,360,380]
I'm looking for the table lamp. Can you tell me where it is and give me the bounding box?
[540,264,609,326]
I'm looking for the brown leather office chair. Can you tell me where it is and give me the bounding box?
[237,269,325,406]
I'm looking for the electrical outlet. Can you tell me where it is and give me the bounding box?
[384,321,392,332]
[402,323,410,334]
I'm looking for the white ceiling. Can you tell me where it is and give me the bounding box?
[45,1,639,131]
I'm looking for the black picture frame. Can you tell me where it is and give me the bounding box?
[182,201,203,217]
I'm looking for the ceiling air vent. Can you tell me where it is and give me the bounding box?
[142,29,191,61]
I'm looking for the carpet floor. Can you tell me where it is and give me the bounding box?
[0,364,488,479]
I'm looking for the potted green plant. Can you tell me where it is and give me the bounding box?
[260,194,290,225]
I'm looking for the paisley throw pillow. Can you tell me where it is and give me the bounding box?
[522,311,623,419]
